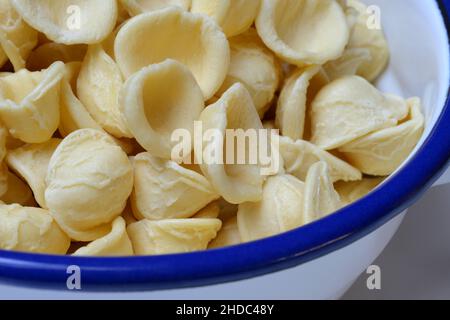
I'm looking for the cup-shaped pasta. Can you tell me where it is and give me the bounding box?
[208,216,241,249]
[191,0,260,37]
[256,0,349,66]
[45,129,134,241]
[6,138,61,208]
[114,7,230,100]
[0,61,64,143]
[121,0,191,16]
[131,152,220,220]
[0,171,35,206]
[335,177,384,206]
[77,43,132,138]
[120,59,204,159]
[216,28,280,117]
[197,83,265,204]
[342,0,390,82]
[10,0,118,45]
[279,136,361,182]
[27,43,87,71]
[127,218,222,255]
[276,65,322,140]
[323,48,372,81]
[237,174,305,242]
[0,0,38,71]
[73,217,134,256]
[339,98,425,176]
[0,204,70,254]
[303,162,342,224]
[194,201,220,219]
[310,75,409,150]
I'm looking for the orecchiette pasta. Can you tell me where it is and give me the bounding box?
[191,0,260,37]
[10,0,118,45]
[73,217,134,256]
[208,216,241,249]
[121,0,191,16]
[6,138,61,208]
[114,7,230,100]
[127,218,222,255]
[120,59,204,159]
[256,0,349,66]
[197,83,264,204]
[131,152,219,220]
[310,75,409,150]
[0,204,70,254]
[339,97,425,176]
[45,129,133,241]
[0,61,64,143]
[215,28,280,118]
[0,0,38,71]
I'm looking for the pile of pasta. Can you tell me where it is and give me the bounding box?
[0,0,424,256]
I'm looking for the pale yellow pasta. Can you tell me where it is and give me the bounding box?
[45,129,133,241]
[323,48,372,81]
[0,0,38,71]
[73,217,134,256]
[121,0,191,16]
[339,97,425,176]
[121,201,137,226]
[127,218,222,255]
[208,216,241,249]
[237,174,305,242]
[10,0,118,45]
[310,75,409,150]
[120,59,204,159]
[0,204,70,254]
[215,28,280,117]
[191,0,260,37]
[197,83,264,204]
[0,61,64,143]
[77,43,132,138]
[279,136,362,182]
[335,177,384,206]
[303,161,342,224]
[256,0,349,66]
[27,43,87,71]
[6,138,61,208]
[0,171,35,206]
[194,202,220,219]
[114,7,230,100]
[131,152,219,220]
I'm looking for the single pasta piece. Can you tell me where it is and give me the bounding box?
[0,171,35,206]
[208,216,241,249]
[45,129,134,242]
[0,203,70,254]
[121,0,191,16]
[72,217,134,256]
[193,201,220,219]
[77,41,132,138]
[279,136,362,182]
[303,161,342,224]
[0,0,38,71]
[197,83,265,204]
[0,61,64,143]
[114,7,230,100]
[237,174,305,242]
[27,43,87,71]
[215,28,280,118]
[335,177,385,206]
[127,218,222,255]
[131,152,219,220]
[276,65,322,140]
[310,75,409,150]
[191,0,260,37]
[10,0,118,45]
[120,59,204,159]
[339,98,425,176]
[6,138,61,208]
[256,0,349,66]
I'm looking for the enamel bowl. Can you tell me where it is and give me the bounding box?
[0,0,450,299]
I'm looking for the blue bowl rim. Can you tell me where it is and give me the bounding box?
[1,0,450,291]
